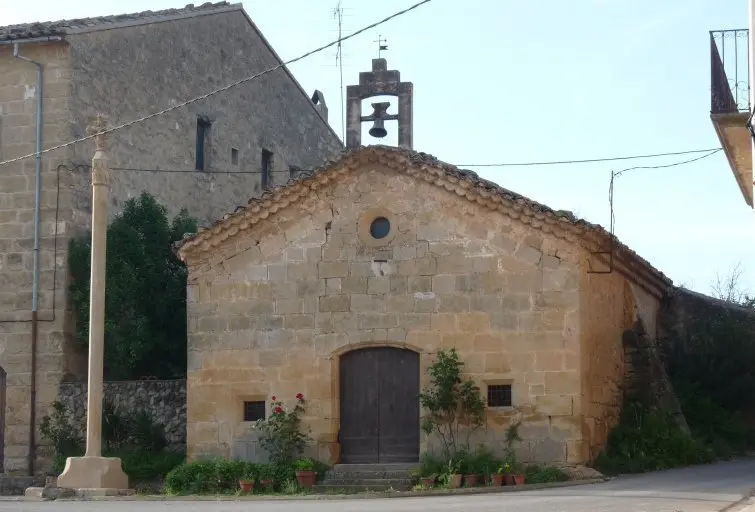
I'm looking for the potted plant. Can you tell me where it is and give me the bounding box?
[238,472,256,494]
[491,464,506,486]
[463,456,481,487]
[239,464,257,494]
[446,458,463,489]
[294,458,318,488]
[512,463,526,485]
[502,421,522,485]
[420,473,436,490]
[259,464,274,491]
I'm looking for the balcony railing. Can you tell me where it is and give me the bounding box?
[710,29,750,114]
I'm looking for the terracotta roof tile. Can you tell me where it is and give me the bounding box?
[0,2,234,42]
[176,145,672,291]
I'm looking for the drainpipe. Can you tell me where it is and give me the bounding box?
[13,43,43,477]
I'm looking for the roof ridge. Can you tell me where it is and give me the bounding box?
[0,2,236,41]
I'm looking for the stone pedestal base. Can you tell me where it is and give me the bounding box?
[56,456,129,490]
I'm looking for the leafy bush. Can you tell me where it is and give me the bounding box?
[525,465,569,483]
[594,401,714,475]
[256,393,311,466]
[294,458,315,471]
[69,192,197,380]
[164,458,329,495]
[41,400,174,481]
[420,349,485,458]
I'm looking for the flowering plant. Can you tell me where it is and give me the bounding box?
[256,393,311,465]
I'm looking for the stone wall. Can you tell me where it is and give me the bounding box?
[0,41,81,474]
[66,9,343,226]
[57,380,186,447]
[185,164,586,465]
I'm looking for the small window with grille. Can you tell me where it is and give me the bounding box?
[243,401,266,422]
[487,384,512,408]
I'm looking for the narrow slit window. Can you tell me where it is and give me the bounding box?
[243,401,266,422]
[231,148,239,166]
[195,116,211,170]
[487,384,512,407]
[261,149,273,190]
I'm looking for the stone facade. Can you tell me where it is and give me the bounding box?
[0,3,342,474]
[57,379,187,448]
[178,146,671,466]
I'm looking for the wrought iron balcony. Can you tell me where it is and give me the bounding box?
[710,29,750,114]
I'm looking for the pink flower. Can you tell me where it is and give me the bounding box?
[271,395,276,401]
[274,406,283,414]
[296,393,304,400]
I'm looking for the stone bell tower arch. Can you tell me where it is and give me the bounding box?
[345,58,414,149]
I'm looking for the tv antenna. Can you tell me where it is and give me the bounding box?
[333,1,346,141]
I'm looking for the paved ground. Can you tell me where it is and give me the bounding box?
[4,458,754,512]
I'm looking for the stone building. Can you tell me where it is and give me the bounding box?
[0,2,342,474]
[176,145,672,466]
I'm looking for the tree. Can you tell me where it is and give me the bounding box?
[69,192,197,380]
[419,349,485,458]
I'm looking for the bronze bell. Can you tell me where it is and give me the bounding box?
[369,119,387,138]
[368,101,390,138]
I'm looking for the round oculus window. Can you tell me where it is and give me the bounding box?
[369,217,391,240]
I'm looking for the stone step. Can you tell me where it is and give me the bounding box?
[332,463,416,472]
[325,470,413,479]
[320,477,412,487]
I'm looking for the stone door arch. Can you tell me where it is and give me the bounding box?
[339,347,420,463]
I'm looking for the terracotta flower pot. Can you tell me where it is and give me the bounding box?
[420,476,435,489]
[449,474,463,488]
[464,474,480,487]
[261,479,274,490]
[491,474,504,486]
[239,480,255,494]
[504,474,515,486]
[296,470,317,488]
[513,474,526,485]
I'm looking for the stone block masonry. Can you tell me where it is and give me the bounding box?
[57,380,186,448]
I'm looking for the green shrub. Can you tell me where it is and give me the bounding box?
[294,458,315,471]
[417,452,446,478]
[163,458,329,495]
[595,401,714,475]
[525,465,569,483]
[117,449,185,482]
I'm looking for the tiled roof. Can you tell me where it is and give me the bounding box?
[0,2,235,42]
[175,145,673,292]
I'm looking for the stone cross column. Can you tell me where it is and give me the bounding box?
[55,115,128,491]
[84,114,109,457]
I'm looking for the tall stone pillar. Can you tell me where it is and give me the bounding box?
[56,115,129,491]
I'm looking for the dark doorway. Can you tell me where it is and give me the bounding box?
[339,347,420,463]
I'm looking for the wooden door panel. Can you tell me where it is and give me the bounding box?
[378,348,420,463]
[339,349,379,463]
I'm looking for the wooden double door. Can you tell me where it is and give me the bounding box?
[339,347,420,464]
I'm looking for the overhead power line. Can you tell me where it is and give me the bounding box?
[81,147,723,175]
[458,148,723,167]
[607,148,722,240]
[0,0,433,168]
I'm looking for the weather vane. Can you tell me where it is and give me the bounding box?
[374,34,388,58]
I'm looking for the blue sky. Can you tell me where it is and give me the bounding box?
[3,0,755,295]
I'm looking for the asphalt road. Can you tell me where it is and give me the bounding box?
[4,458,754,512]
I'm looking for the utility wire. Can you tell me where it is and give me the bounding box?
[0,0,433,168]
[91,147,723,175]
[458,147,723,167]
[608,148,722,236]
